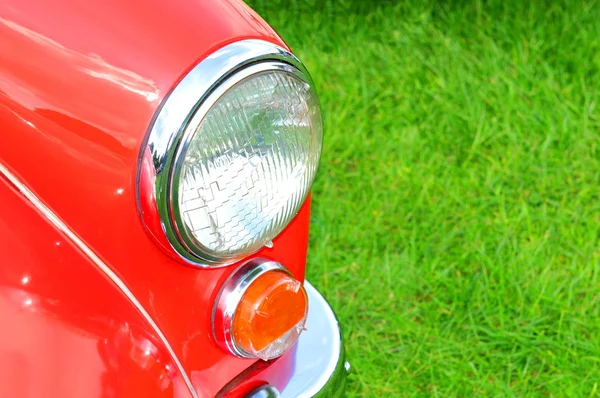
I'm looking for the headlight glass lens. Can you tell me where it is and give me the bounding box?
[174,68,322,260]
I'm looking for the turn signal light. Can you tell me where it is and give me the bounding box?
[213,260,308,360]
[233,270,307,359]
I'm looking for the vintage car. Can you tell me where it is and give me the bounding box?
[0,0,347,396]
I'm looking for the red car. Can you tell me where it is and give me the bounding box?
[0,0,347,396]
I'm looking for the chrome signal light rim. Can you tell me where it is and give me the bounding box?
[212,259,287,358]
[136,40,319,267]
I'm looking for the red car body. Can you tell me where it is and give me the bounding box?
[0,0,346,397]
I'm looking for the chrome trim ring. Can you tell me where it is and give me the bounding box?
[136,40,317,267]
[212,258,289,358]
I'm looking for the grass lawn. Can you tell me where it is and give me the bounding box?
[248,0,600,395]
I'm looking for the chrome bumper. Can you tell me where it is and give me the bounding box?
[247,281,348,397]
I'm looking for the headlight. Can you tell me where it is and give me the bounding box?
[137,40,322,266]
[174,64,321,260]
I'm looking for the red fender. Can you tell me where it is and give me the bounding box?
[0,0,310,396]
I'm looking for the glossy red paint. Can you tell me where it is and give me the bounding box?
[0,0,309,396]
[215,346,297,397]
[0,177,193,398]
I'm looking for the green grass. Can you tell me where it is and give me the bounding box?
[247,0,600,395]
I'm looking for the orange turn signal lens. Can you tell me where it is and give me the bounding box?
[213,261,309,360]
[232,270,308,360]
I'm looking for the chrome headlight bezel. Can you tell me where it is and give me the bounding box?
[136,40,321,267]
